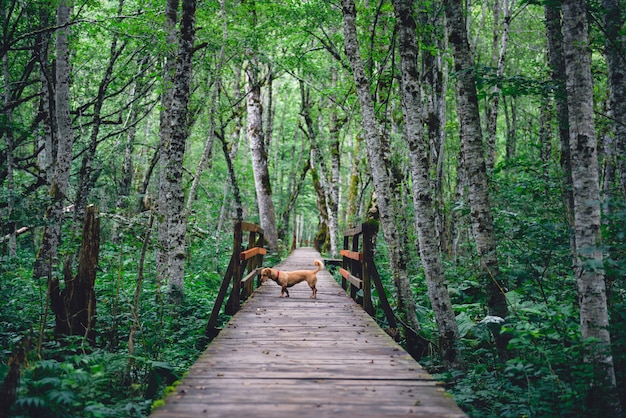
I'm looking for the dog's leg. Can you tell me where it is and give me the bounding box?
[281,287,290,298]
[311,285,317,299]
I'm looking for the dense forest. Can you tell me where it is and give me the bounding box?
[1,0,625,416]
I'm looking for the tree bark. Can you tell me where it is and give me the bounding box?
[33,0,74,279]
[392,0,464,370]
[156,0,179,305]
[544,2,576,252]
[50,205,99,344]
[601,0,626,198]
[2,41,16,256]
[443,0,510,358]
[485,0,513,171]
[300,80,331,253]
[419,6,448,254]
[327,66,343,257]
[341,0,421,337]
[164,0,197,304]
[561,0,619,411]
[247,54,278,251]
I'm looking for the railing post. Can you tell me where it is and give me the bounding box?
[225,221,243,315]
[342,234,349,290]
[361,222,375,315]
[351,228,361,302]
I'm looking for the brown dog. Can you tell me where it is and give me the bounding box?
[260,259,323,299]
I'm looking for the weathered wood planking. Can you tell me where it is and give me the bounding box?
[151,248,466,417]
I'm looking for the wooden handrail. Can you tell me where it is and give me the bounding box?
[339,249,363,261]
[240,246,267,261]
[206,221,266,339]
[339,222,398,335]
[339,268,362,289]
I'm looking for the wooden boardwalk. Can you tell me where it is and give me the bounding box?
[151,248,466,417]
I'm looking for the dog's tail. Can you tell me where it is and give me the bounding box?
[313,259,324,273]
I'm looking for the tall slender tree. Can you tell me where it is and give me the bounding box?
[33,0,74,280]
[561,0,620,411]
[341,0,422,338]
[245,2,278,251]
[601,0,626,198]
[164,0,197,304]
[156,0,179,303]
[392,0,464,370]
[443,0,510,358]
[544,0,575,254]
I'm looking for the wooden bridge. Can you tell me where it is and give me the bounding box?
[151,233,466,417]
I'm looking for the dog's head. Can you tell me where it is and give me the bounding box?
[260,268,274,282]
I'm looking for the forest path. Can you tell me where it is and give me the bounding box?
[151,247,466,417]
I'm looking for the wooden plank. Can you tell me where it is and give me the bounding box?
[152,247,467,418]
[342,224,363,237]
[340,249,363,261]
[241,221,264,234]
[339,267,362,289]
[239,246,266,260]
[240,268,260,286]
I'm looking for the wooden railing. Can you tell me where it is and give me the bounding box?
[339,222,398,333]
[206,221,266,339]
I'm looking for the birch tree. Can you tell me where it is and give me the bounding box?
[246,3,278,251]
[443,0,510,358]
[156,0,179,303]
[561,0,620,411]
[484,0,514,171]
[392,0,464,370]
[601,0,626,198]
[163,0,197,304]
[544,0,575,254]
[341,0,422,337]
[33,0,74,279]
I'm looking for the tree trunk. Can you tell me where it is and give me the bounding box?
[164,0,197,304]
[300,80,331,253]
[50,205,99,344]
[602,0,626,198]
[392,0,464,370]
[327,66,343,257]
[2,46,16,256]
[341,0,421,337]
[420,7,448,254]
[443,0,510,358]
[544,2,576,252]
[485,0,513,171]
[246,55,278,251]
[504,95,518,162]
[33,0,74,279]
[156,0,179,304]
[561,0,620,411]
[346,135,363,226]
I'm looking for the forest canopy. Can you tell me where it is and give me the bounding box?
[1,0,625,416]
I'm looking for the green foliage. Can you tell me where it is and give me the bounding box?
[13,356,152,418]
[0,225,233,417]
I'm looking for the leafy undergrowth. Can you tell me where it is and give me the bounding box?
[0,236,231,418]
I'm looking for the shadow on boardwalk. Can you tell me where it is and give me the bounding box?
[151,248,467,417]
